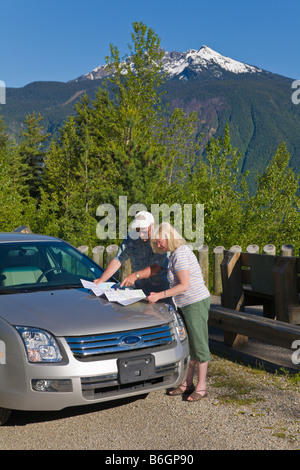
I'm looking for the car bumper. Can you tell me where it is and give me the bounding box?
[0,336,189,411]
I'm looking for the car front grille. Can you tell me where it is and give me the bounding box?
[65,324,174,360]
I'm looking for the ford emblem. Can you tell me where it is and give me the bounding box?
[120,335,142,346]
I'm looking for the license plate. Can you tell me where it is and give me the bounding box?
[117,354,155,384]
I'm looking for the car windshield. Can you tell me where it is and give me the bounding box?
[0,240,104,294]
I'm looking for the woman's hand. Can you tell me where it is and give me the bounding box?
[146,292,163,304]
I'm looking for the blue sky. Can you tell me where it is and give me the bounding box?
[1,0,299,88]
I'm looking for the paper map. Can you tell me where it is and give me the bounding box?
[80,279,115,296]
[80,279,146,305]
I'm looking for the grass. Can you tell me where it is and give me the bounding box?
[207,355,263,405]
[206,355,300,406]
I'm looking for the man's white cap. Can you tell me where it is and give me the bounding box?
[131,211,154,229]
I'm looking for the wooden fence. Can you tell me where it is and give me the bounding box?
[218,248,300,350]
[77,242,299,296]
[14,226,298,290]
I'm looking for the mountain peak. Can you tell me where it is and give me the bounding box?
[73,45,264,83]
[161,45,263,80]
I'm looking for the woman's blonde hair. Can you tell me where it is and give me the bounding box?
[151,222,186,253]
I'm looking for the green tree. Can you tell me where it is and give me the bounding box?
[0,118,34,231]
[37,92,122,246]
[105,21,167,142]
[109,111,168,208]
[104,22,202,209]
[241,142,300,249]
[0,114,9,152]
[36,118,94,245]
[164,108,201,189]
[18,112,50,200]
[186,125,248,248]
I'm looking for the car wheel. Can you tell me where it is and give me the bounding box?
[0,408,12,425]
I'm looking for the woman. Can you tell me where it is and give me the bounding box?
[147,222,210,402]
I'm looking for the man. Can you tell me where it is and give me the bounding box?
[94,211,170,296]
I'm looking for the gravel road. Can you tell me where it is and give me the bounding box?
[0,355,299,451]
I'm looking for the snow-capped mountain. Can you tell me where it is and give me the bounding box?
[73,45,264,82]
[161,46,263,80]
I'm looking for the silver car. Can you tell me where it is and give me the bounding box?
[0,232,189,425]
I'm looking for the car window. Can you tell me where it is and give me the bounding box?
[0,241,104,293]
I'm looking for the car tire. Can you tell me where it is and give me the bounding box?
[0,408,12,426]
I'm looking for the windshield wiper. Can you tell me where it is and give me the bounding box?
[54,284,82,289]
[0,289,24,294]
[0,283,83,294]
[37,283,82,290]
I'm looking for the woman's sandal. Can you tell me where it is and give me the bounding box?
[186,389,207,402]
[168,384,195,396]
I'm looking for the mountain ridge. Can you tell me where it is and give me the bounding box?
[72,45,269,83]
[1,45,299,193]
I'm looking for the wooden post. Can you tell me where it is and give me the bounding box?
[281,244,294,257]
[120,259,132,282]
[77,245,89,256]
[246,244,259,254]
[273,256,300,324]
[263,244,276,255]
[221,250,248,348]
[213,246,225,295]
[198,245,209,288]
[229,245,242,252]
[105,244,119,279]
[13,225,32,234]
[92,245,105,267]
[105,244,118,267]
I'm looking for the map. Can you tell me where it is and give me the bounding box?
[80,279,146,305]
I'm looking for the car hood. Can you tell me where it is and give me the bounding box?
[0,288,172,336]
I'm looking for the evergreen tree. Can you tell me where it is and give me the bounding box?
[18,112,50,200]
[163,108,201,189]
[105,21,167,143]
[38,93,122,246]
[186,125,248,248]
[241,142,300,249]
[0,114,9,152]
[36,118,92,244]
[0,119,34,231]
[109,111,168,208]
[104,21,202,210]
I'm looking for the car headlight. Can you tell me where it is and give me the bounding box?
[168,306,187,341]
[15,327,63,363]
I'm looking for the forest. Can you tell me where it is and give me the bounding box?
[0,22,299,255]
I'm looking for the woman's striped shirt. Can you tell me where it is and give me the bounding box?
[167,244,210,307]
